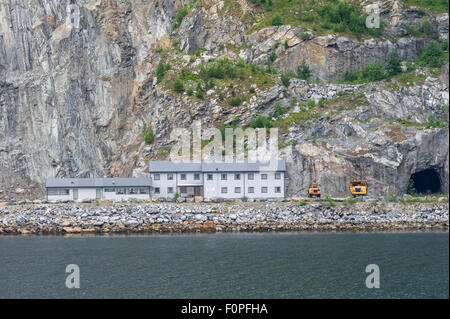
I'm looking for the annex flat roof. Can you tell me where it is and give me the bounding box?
[148,160,286,172]
[45,178,152,188]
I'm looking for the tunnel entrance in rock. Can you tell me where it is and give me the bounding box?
[410,169,441,194]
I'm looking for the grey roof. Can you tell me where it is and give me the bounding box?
[148,160,286,173]
[201,160,286,172]
[148,161,203,172]
[45,178,152,188]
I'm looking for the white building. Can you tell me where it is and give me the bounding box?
[45,161,286,202]
[149,161,286,200]
[45,178,152,201]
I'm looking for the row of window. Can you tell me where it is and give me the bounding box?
[153,187,190,194]
[104,187,149,195]
[153,186,282,194]
[154,173,175,181]
[48,188,70,195]
[154,173,203,181]
[154,187,173,194]
[214,172,281,181]
[153,187,195,194]
[221,186,282,194]
[48,188,151,196]
[153,172,282,181]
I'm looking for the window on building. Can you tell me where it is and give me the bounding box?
[154,187,160,194]
[235,187,241,193]
[261,174,268,180]
[154,173,160,180]
[248,187,254,193]
[180,174,186,180]
[207,174,213,180]
[129,188,137,194]
[47,188,59,196]
[60,188,70,195]
[221,173,227,180]
[116,188,125,195]
[234,173,240,180]
[194,173,200,180]
[275,186,281,193]
[261,187,268,193]
[168,173,173,180]
[275,172,281,180]
[139,188,149,194]
[168,187,174,194]
[180,186,187,193]
[248,173,254,180]
[221,187,228,194]
[104,188,115,192]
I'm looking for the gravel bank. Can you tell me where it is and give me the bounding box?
[0,202,448,234]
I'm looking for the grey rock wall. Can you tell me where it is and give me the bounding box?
[0,0,448,200]
[0,0,181,184]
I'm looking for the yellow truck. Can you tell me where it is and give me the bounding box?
[350,181,368,197]
[308,179,321,198]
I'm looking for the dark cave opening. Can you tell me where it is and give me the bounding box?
[410,169,442,194]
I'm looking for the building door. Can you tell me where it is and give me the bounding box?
[194,187,202,196]
[73,188,78,200]
[96,188,102,200]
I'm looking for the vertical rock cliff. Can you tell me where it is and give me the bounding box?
[0,0,448,199]
[0,0,182,189]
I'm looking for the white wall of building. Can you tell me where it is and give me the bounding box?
[176,172,203,186]
[48,187,151,201]
[204,172,245,199]
[245,171,285,199]
[177,172,203,197]
[47,188,73,201]
[102,189,150,200]
[151,172,205,198]
[150,172,177,198]
[203,171,285,200]
[78,188,97,200]
[148,170,286,200]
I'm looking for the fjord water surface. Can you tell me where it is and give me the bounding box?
[0,232,448,298]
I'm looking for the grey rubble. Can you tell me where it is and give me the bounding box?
[0,202,448,234]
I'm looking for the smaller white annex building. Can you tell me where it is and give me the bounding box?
[45,178,152,201]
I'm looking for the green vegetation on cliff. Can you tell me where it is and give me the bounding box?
[160,55,275,105]
[155,60,171,83]
[142,123,155,144]
[247,0,384,37]
[172,0,198,31]
[403,0,449,13]
[416,40,449,68]
[340,40,449,84]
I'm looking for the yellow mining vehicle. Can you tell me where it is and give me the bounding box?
[308,179,321,198]
[350,181,368,197]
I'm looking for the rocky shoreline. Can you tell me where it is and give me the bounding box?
[0,201,448,235]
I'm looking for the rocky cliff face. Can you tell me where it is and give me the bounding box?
[283,77,449,197]
[0,0,448,200]
[0,0,184,193]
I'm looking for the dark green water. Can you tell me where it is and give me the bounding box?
[0,232,448,298]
